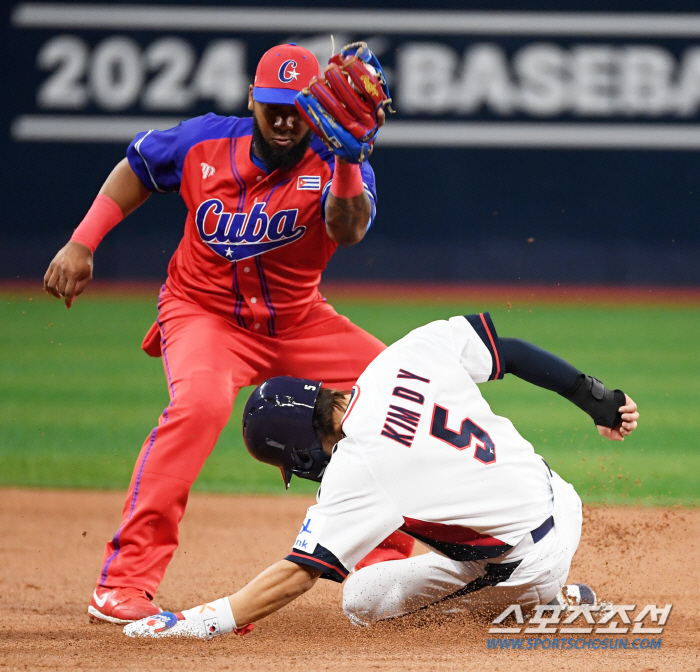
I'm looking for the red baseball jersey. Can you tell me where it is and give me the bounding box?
[127,114,377,335]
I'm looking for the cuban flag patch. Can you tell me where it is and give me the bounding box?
[297,175,321,191]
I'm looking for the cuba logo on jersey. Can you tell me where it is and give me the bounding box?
[278,59,299,83]
[195,199,304,261]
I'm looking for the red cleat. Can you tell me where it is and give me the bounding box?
[88,586,162,625]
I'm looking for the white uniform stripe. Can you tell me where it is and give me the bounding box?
[134,130,165,193]
[14,116,700,151]
[13,5,700,37]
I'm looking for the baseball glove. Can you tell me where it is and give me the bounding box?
[295,42,391,164]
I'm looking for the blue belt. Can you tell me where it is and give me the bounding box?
[531,515,554,543]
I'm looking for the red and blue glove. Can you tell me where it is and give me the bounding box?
[295,42,391,164]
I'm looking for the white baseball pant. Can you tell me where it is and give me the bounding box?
[343,471,582,625]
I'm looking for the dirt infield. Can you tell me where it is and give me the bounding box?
[1,489,697,671]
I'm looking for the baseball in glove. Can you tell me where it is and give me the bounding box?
[295,42,391,164]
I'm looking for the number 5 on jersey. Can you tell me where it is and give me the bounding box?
[430,404,496,464]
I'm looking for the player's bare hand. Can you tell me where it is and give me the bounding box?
[596,395,638,442]
[43,241,94,309]
[377,107,386,127]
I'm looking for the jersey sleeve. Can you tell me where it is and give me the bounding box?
[126,113,237,193]
[284,444,402,581]
[320,159,378,230]
[449,313,505,382]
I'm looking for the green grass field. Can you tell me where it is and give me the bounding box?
[1,289,698,506]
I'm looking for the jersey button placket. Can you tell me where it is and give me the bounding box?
[249,294,267,331]
[236,259,265,332]
[250,284,268,333]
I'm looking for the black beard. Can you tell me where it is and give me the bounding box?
[252,116,313,172]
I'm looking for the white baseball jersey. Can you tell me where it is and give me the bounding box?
[286,313,554,582]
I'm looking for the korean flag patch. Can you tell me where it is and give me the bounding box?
[293,511,328,554]
[202,617,221,638]
[297,175,321,191]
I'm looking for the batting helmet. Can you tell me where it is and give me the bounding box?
[242,376,330,489]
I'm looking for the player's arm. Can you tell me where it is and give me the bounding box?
[43,159,150,308]
[455,314,638,440]
[124,451,400,639]
[124,559,321,639]
[100,157,153,215]
[499,337,639,441]
[298,43,387,247]
[45,113,205,307]
[323,109,384,246]
[228,559,321,624]
[324,166,372,246]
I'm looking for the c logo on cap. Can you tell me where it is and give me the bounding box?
[278,59,299,83]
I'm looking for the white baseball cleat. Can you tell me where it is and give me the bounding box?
[124,612,210,638]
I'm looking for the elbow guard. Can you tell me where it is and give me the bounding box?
[560,374,626,429]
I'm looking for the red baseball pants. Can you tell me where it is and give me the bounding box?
[99,290,413,596]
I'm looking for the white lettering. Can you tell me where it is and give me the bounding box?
[524,605,564,634]
[620,46,674,115]
[193,40,247,111]
[396,41,700,119]
[142,37,196,111]
[631,604,672,634]
[514,43,568,116]
[89,36,144,111]
[455,44,514,114]
[676,47,700,116]
[34,35,246,113]
[572,46,617,116]
[397,43,458,114]
[489,604,525,634]
[36,35,89,109]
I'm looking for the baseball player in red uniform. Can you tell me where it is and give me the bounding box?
[43,43,412,624]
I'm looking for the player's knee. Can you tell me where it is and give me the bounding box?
[343,570,380,626]
[342,567,404,626]
[174,372,234,428]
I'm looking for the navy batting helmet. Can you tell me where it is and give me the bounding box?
[242,376,330,489]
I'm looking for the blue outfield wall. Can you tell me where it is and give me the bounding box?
[2,0,700,284]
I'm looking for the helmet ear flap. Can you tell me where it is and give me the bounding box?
[292,448,315,471]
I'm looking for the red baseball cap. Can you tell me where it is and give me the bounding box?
[253,43,322,106]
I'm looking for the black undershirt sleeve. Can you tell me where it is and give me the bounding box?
[461,315,624,429]
[500,337,581,394]
[500,337,625,429]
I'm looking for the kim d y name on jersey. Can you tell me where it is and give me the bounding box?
[379,369,432,449]
[380,367,496,464]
